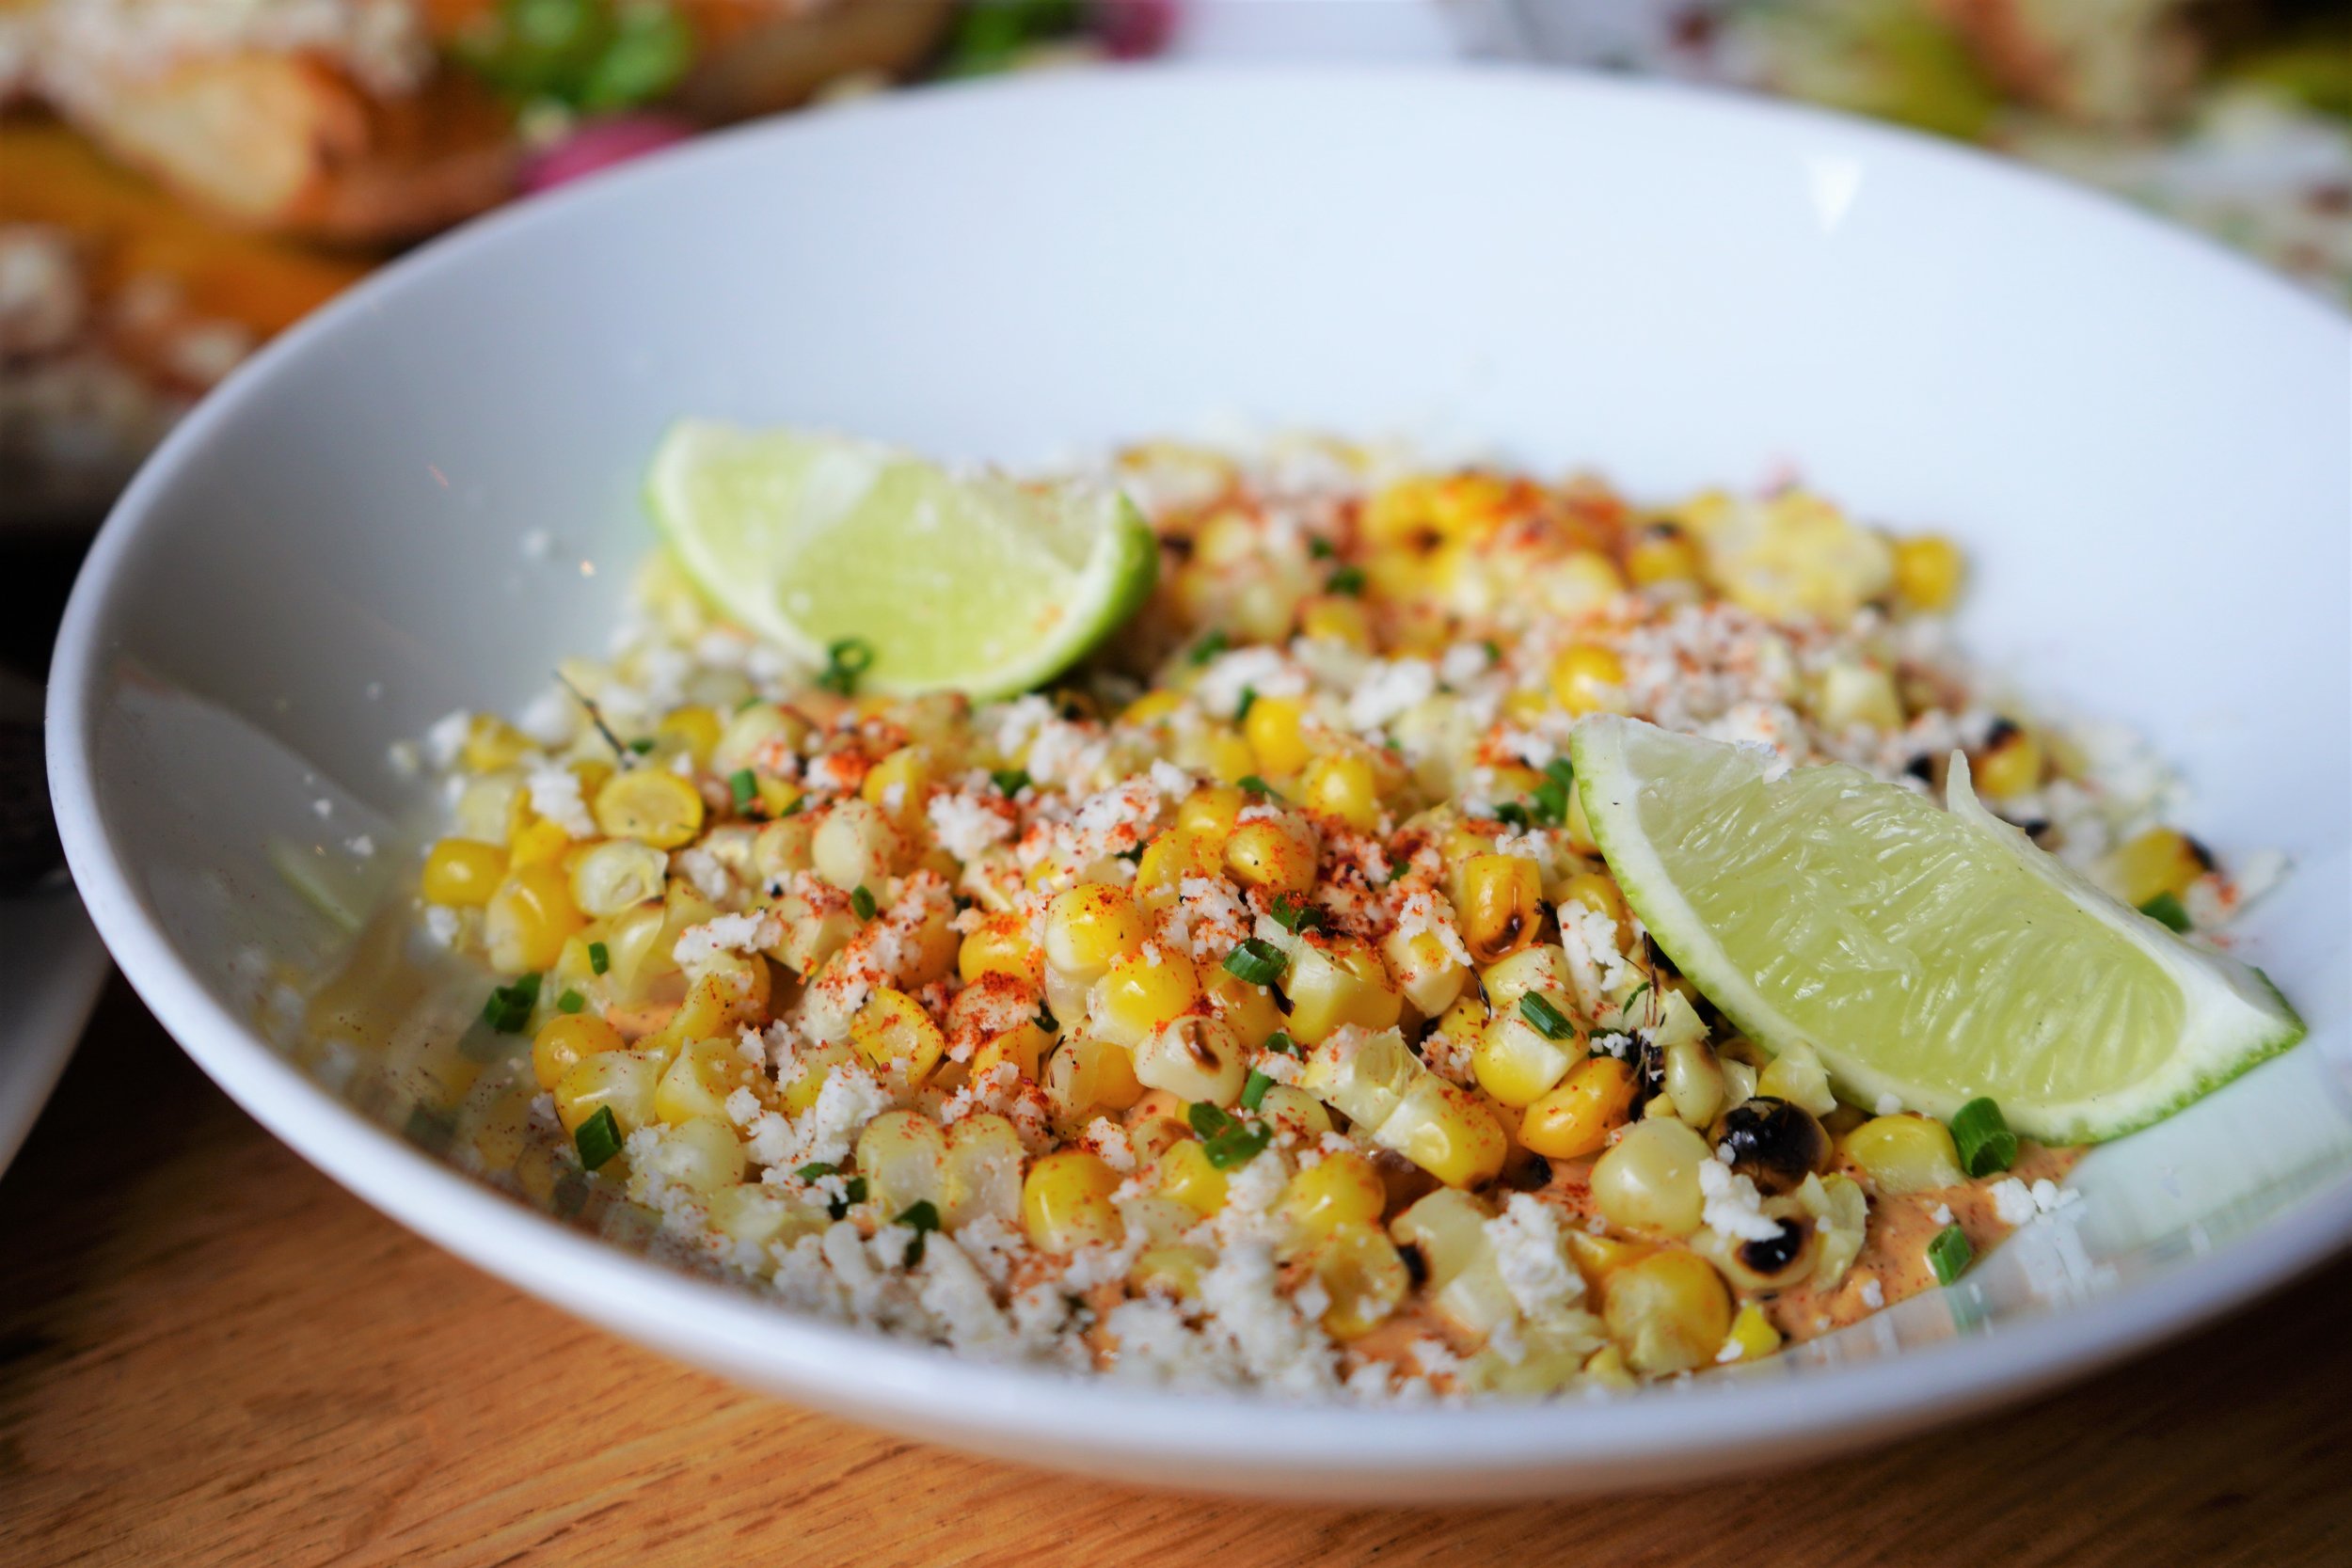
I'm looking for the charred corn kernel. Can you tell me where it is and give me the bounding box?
[1044,1035,1146,1123]
[855,1109,950,1214]
[1176,784,1248,844]
[1591,1117,1712,1237]
[654,1036,755,1126]
[1096,947,1204,1048]
[1223,817,1318,897]
[1043,884,1147,979]
[1280,1151,1386,1243]
[1892,533,1964,611]
[1303,1223,1410,1340]
[1378,1075,1508,1188]
[1457,853,1543,965]
[1130,1244,1214,1301]
[1120,689,1185,727]
[637,1117,746,1195]
[532,1012,625,1091]
[1283,937,1404,1045]
[1844,1114,1966,1195]
[1132,1016,1249,1106]
[553,1049,661,1135]
[1298,752,1382,831]
[1723,1302,1783,1362]
[1298,595,1373,648]
[1472,1012,1578,1107]
[459,714,533,773]
[1756,1041,1837,1117]
[593,768,706,849]
[1256,1084,1334,1139]
[1203,965,1285,1047]
[656,705,723,768]
[1158,1139,1231,1216]
[2102,827,2210,910]
[1134,826,1222,900]
[1661,1037,1725,1128]
[1388,1187,1491,1290]
[942,1113,1025,1227]
[781,1039,855,1117]
[813,798,902,890]
[1242,695,1312,777]
[1022,1149,1125,1252]
[1974,722,2043,800]
[1603,1247,1734,1375]
[421,838,508,907]
[1128,1113,1191,1168]
[850,987,946,1084]
[568,838,667,918]
[1626,525,1702,587]
[1380,925,1470,1018]
[1520,1055,1637,1159]
[861,746,931,833]
[484,863,586,973]
[1549,643,1629,716]
[959,912,1043,987]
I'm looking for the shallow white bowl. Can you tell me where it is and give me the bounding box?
[49,68,2352,1501]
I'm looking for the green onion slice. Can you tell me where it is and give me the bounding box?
[850,884,878,921]
[1928,1224,1974,1286]
[1240,1069,1274,1111]
[728,768,756,809]
[575,1106,623,1171]
[2138,892,2191,932]
[1948,1098,2019,1178]
[992,768,1030,797]
[587,941,611,975]
[1222,939,1287,987]
[1518,991,1574,1041]
[1268,893,1326,934]
[1187,630,1231,667]
[818,636,876,695]
[557,990,585,1015]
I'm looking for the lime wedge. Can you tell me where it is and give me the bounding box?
[646,420,1157,698]
[1571,716,2303,1143]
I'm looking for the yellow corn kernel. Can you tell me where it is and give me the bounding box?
[1723,1302,1783,1362]
[1022,1149,1125,1252]
[1590,1117,1712,1237]
[1043,1035,1147,1124]
[636,1116,747,1195]
[593,768,706,849]
[1479,945,1571,1008]
[1556,868,1628,931]
[1537,549,1628,617]
[568,838,667,919]
[459,714,534,773]
[861,746,932,834]
[1120,689,1185,727]
[1279,1150,1386,1243]
[812,798,903,890]
[1299,595,1373,649]
[1242,695,1313,778]
[653,1035,755,1126]
[1581,1342,1637,1390]
[1379,926,1470,1019]
[1973,722,2044,800]
[1378,1075,1507,1188]
[1176,784,1248,844]
[1187,726,1260,786]
[959,912,1043,988]
[1257,1084,1334,1140]
[1602,1247,1734,1375]
[421,838,508,907]
[850,988,946,1085]
[1298,752,1382,831]
[1563,1227,1655,1295]
[1499,689,1549,728]
[1892,533,1965,612]
[1549,642,1629,716]
[484,863,586,974]
[968,1020,1052,1084]
[712,701,807,777]
[1626,525,1703,587]
[553,1049,661,1135]
[780,1039,855,1117]
[1130,1244,1214,1301]
[1134,826,1222,901]
[1283,937,1404,1045]
[1132,1016,1249,1106]
[1562,787,1600,856]
[507,815,572,868]
[1203,964,1285,1048]
[1843,1114,1966,1195]
[1756,1041,1838,1117]
[2102,827,2210,910]
[1158,1139,1231,1216]
[1472,1012,1578,1108]
[1302,1222,1410,1340]
[1456,853,1543,965]
[1817,661,1903,732]
[1223,816,1319,898]
[656,705,724,769]
[532,1012,626,1091]
[1302,1026,1421,1129]
[942,1113,1025,1228]
[1095,947,1205,1048]
[855,1109,950,1214]
[1043,884,1147,981]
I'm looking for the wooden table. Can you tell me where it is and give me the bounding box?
[6,981,2349,1567]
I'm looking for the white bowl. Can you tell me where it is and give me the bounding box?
[49,68,2352,1501]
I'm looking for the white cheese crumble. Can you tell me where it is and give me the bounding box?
[527,765,597,839]
[928,788,1014,861]
[1344,657,1436,734]
[1696,1158,1784,1243]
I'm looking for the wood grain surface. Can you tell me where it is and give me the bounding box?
[5,981,2349,1567]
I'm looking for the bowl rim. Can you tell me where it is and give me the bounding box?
[46,63,2352,1478]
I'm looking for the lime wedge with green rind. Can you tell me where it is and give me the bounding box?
[647,420,1157,699]
[1570,715,2303,1144]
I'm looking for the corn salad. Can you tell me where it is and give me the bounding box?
[394,439,2271,1398]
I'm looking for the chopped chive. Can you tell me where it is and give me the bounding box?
[627,736,656,754]
[1117,844,1145,863]
[1187,630,1230,667]
[587,941,610,975]
[795,1161,838,1181]
[1519,991,1575,1041]
[1035,1006,1058,1034]
[1235,686,1259,721]
[1308,537,1336,560]
[1620,980,1654,1017]
[557,990,585,1015]
[1326,565,1366,597]
[1263,1030,1296,1055]
[575,1106,623,1171]
[2139,891,2190,932]
[1240,1069,1274,1111]
[1948,1098,2019,1179]
[1268,893,1326,934]
[827,1175,868,1222]
[850,884,878,921]
[481,972,543,1033]
[991,768,1030,797]
[728,768,756,809]
[1188,1101,1232,1138]
[1928,1224,1974,1286]
[736,695,764,712]
[1530,779,1569,827]
[1493,800,1531,830]
[1222,939,1287,987]
[778,795,807,817]
[1236,774,1278,798]
[1545,757,1575,791]
[896,1199,942,1265]
[1201,1117,1273,1170]
[1388,854,1413,880]
[818,636,876,696]
[1481,639,1502,662]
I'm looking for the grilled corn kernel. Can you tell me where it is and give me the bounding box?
[1378,1075,1508,1188]
[1243,695,1313,777]
[1158,1139,1231,1216]
[1388,1187,1491,1290]
[861,746,932,833]
[553,1049,661,1135]
[1284,937,1404,1045]
[1756,1042,1837,1117]
[593,768,706,849]
[1043,884,1147,980]
[813,798,902,891]
[1973,721,2043,800]
[1176,784,1248,845]
[1133,1016,1249,1106]
[1844,1114,1966,1195]
[1457,853,1544,965]
[959,912,1043,988]
[656,705,723,768]
[1022,1149,1125,1252]
[849,988,946,1085]
[942,1113,1025,1227]
[1203,965,1285,1048]
[532,1012,625,1091]
[1626,526,1702,587]
[1303,1223,1411,1340]
[1379,926,1470,1019]
[459,714,534,773]
[1549,643,1629,716]
[1472,1012,1578,1108]
[637,1116,746,1195]
[421,838,508,907]
[1590,1117,1711,1237]
[1603,1247,1734,1375]
[568,838,667,919]
[1223,817,1318,897]
[856,1109,950,1215]
[1044,1035,1146,1123]
[484,863,586,974]
[1120,689,1185,727]
[1096,947,1205,1048]
[1280,1151,1386,1243]
[1298,752,1382,831]
[1134,826,1222,901]
[1298,595,1373,648]
[780,1039,855,1117]
[2102,827,2210,910]
[1723,1302,1783,1362]
[1892,533,1964,612]
[1520,1055,1637,1159]
[654,1036,754,1126]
